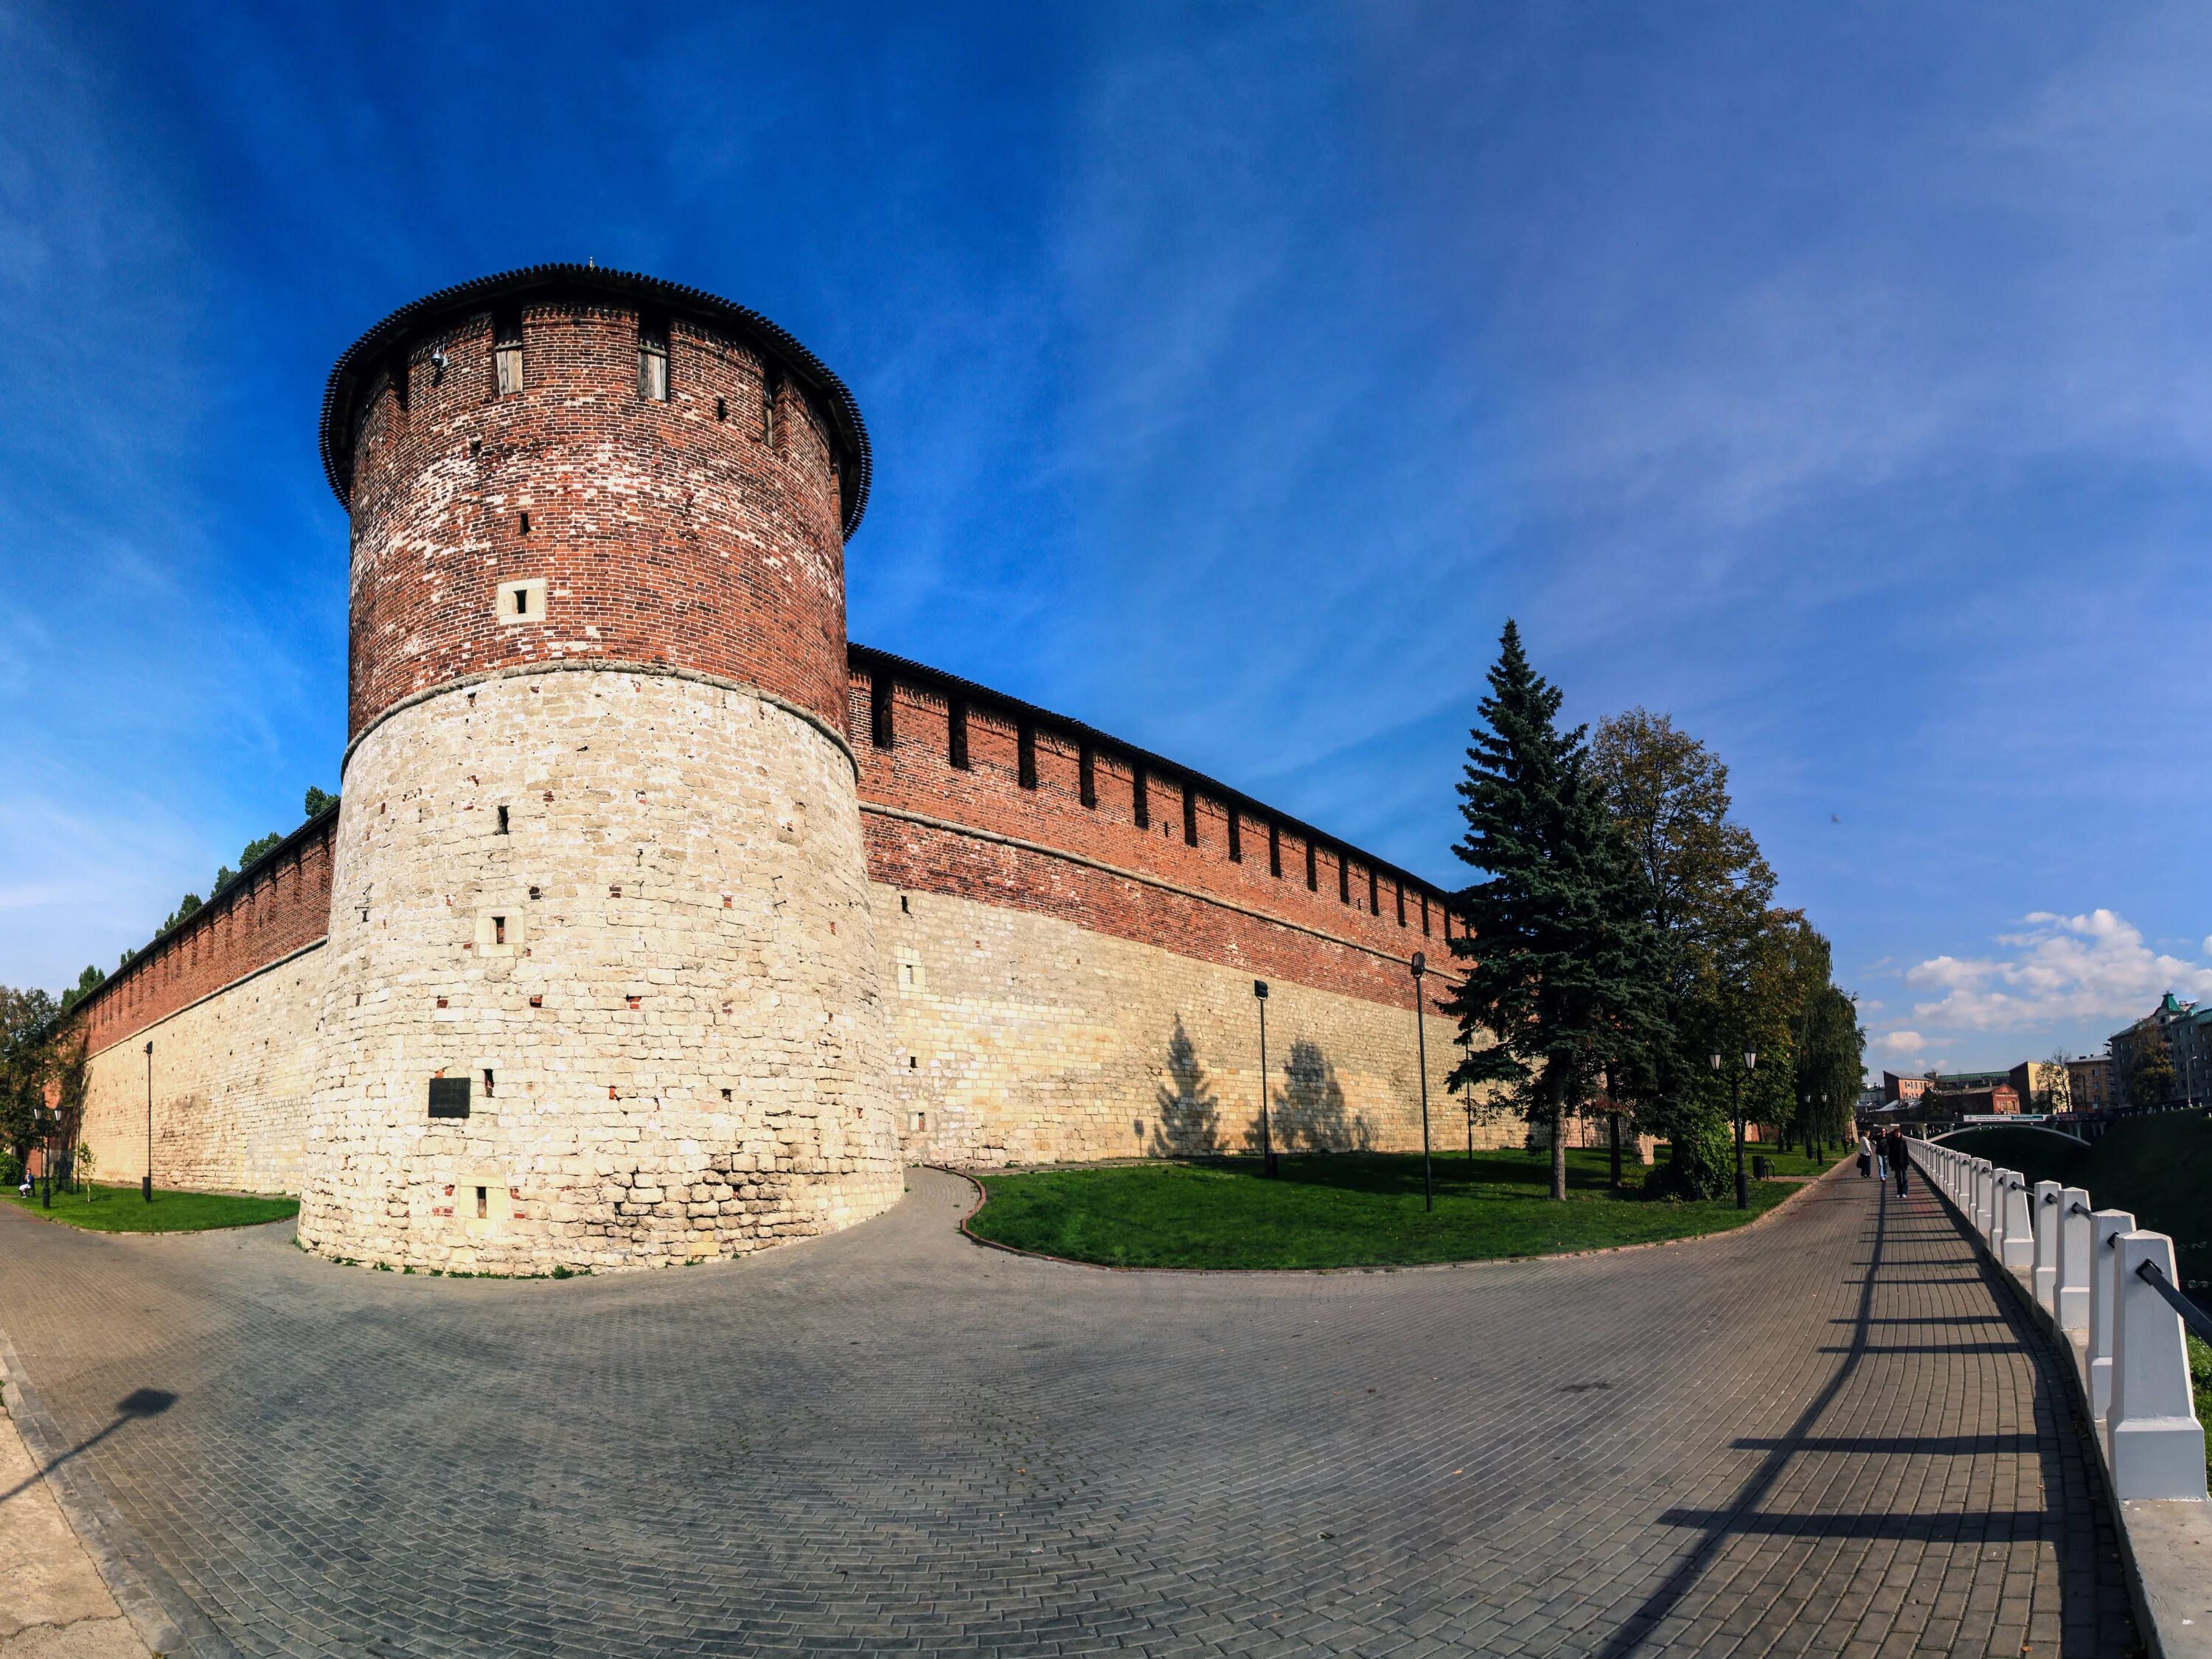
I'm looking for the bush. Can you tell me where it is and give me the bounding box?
[0,1150,20,1188]
[1648,1113,1733,1200]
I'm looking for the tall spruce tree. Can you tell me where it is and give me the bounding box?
[1444,622,1664,1202]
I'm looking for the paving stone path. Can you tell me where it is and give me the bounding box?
[0,1168,2137,1656]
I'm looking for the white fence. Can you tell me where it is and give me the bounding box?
[1909,1138,2207,1503]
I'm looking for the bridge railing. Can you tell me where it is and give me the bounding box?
[1907,1136,2205,1503]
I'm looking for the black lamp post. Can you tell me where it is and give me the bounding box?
[1711,1049,1758,1209]
[1459,1032,1475,1175]
[143,1039,154,1202]
[1411,952,1433,1213]
[1253,980,1276,1179]
[38,1105,54,1208]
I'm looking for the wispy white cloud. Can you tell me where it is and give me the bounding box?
[1902,909,2212,1033]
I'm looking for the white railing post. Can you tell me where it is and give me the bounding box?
[2032,1180,2061,1314]
[2088,1208,2138,1422]
[2002,1173,2035,1273]
[2055,1187,2093,1335]
[1972,1159,1991,1236]
[2106,1231,2208,1501]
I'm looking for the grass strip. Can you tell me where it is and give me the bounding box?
[2,1180,298,1234]
[967,1144,1845,1270]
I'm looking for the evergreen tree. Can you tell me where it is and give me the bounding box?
[1444,622,1666,1201]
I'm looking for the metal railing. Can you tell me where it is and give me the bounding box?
[1902,1134,2206,1502]
[2138,1257,2212,1350]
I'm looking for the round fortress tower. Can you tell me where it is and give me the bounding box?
[302,265,900,1271]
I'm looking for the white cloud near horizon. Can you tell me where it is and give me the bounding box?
[1902,909,2212,1034]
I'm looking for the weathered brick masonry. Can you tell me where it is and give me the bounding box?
[66,264,1489,1267]
[72,812,335,1192]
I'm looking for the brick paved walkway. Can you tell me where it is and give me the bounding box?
[0,1168,2135,1656]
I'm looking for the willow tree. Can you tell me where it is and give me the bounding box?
[1445,623,1664,1202]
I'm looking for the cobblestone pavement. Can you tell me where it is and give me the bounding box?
[0,1169,2135,1657]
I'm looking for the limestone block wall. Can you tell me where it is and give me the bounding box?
[76,943,324,1194]
[877,883,1504,1168]
[299,667,902,1273]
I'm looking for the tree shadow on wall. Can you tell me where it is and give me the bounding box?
[1150,1017,1222,1156]
[1272,1038,1372,1152]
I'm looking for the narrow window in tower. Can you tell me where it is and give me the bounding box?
[1339,855,1351,905]
[1182,785,1198,848]
[1133,765,1149,829]
[1368,868,1380,914]
[1420,891,1430,936]
[1268,821,1281,877]
[716,395,728,421]
[1078,744,1097,808]
[481,1068,495,1098]
[1227,810,1242,863]
[518,512,530,535]
[1395,881,1405,926]
[947,696,970,769]
[638,312,670,400]
[1305,838,1317,891]
[476,1185,488,1219]
[869,672,895,748]
[496,805,509,835]
[388,351,410,412]
[1018,722,1037,790]
[493,305,523,396]
[762,366,782,446]
[492,916,506,945]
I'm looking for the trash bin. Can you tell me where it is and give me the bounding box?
[1752,1155,1770,1180]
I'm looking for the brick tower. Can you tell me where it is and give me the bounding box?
[301,265,900,1271]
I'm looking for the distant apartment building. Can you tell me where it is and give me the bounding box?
[1947,1084,2021,1117]
[1881,1072,1932,1104]
[2008,1060,2070,1113]
[2066,1055,2117,1113]
[2108,992,2212,1109]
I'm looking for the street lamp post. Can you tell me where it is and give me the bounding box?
[1711,1050,1759,1209]
[1459,1032,1475,1174]
[1411,952,1433,1213]
[38,1105,53,1209]
[143,1040,155,1202]
[1253,980,1276,1179]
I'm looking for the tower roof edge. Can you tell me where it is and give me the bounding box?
[317,263,872,535]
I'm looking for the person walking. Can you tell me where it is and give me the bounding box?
[1857,1131,1873,1179]
[1874,1133,1888,1182]
[1890,1129,1910,1196]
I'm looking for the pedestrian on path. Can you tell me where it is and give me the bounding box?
[1875,1135,1888,1181]
[1857,1132,1872,1178]
[1890,1130,1910,1196]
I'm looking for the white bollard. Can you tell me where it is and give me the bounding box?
[2032,1180,2061,1314]
[2088,1208,2138,1422]
[1975,1160,1996,1239]
[2055,1187,2093,1335]
[2106,1231,2208,1502]
[2002,1174,2036,1273]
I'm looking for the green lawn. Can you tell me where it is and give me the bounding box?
[966,1144,1845,1270]
[1,1180,298,1234]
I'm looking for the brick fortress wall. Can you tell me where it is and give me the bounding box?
[60,268,1500,1225]
[70,811,335,1193]
[849,650,1498,1166]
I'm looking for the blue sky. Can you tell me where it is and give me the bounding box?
[3,1,2208,1077]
